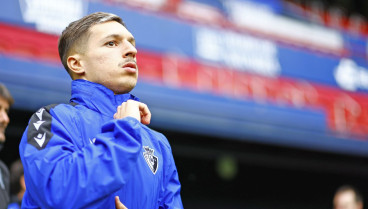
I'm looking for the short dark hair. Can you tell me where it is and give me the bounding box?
[58,12,125,75]
[0,83,14,106]
[335,185,363,204]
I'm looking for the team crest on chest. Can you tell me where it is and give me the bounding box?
[143,146,158,174]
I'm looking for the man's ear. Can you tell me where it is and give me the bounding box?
[67,54,85,77]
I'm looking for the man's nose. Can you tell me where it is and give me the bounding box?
[122,41,137,58]
[0,110,9,125]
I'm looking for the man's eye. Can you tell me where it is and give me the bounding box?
[106,41,117,46]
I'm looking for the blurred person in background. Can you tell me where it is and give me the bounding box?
[18,12,183,209]
[7,159,25,209]
[333,185,363,209]
[0,83,14,209]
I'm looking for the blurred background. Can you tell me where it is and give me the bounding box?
[1,0,368,208]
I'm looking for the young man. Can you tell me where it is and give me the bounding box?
[19,12,183,209]
[333,185,363,209]
[0,83,14,209]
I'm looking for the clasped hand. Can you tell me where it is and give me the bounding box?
[113,100,151,125]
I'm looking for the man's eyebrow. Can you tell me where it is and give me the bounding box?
[128,36,136,44]
[101,34,135,44]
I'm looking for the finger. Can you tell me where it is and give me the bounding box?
[114,105,121,119]
[117,105,121,119]
[138,102,151,125]
[118,103,124,119]
[126,100,141,122]
[115,196,128,209]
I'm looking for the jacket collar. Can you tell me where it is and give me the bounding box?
[70,79,139,117]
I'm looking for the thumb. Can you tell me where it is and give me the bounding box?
[115,196,128,209]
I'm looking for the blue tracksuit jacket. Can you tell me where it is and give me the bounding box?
[19,79,183,209]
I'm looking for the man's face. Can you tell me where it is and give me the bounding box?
[333,190,362,209]
[0,97,10,143]
[79,21,138,94]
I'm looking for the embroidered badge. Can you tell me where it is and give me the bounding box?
[143,146,158,174]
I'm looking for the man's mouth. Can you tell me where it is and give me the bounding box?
[122,62,137,73]
[0,126,6,133]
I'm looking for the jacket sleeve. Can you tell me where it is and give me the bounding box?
[159,138,184,209]
[19,106,144,208]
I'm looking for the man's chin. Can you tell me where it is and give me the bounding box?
[114,83,137,94]
[0,133,5,143]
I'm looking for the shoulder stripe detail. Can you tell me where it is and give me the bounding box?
[27,104,57,150]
